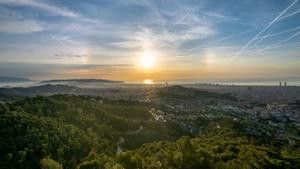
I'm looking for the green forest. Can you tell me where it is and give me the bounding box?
[0,94,299,169]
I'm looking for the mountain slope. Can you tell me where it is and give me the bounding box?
[0,77,31,83]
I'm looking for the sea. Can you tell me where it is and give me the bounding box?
[152,78,300,86]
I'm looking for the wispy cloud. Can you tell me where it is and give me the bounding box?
[83,1,217,60]
[0,0,77,17]
[0,62,133,80]
[53,54,87,59]
[0,18,43,33]
[205,12,238,22]
[0,6,45,33]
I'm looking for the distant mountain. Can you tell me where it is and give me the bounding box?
[0,84,78,97]
[41,78,123,83]
[0,76,31,83]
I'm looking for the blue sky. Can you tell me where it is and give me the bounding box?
[0,0,299,82]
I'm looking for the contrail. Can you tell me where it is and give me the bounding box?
[51,36,74,55]
[153,8,192,51]
[216,29,255,43]
[248,26,300,50]
[256,26,300,40]
[254,41,300,62]
[278,8,300,21]
[50,35,87,58]
[167,9,192,30]
[145,1,166,28]
[187,29,255,52]
[259,31,300,52]
[232,0,298,60]
[248,32,271,50]
[265,41,300,51]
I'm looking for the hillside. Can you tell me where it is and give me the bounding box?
[0,77,31,83]
[41,79,123,84]
[0,84,78,97]
[0,92,299,169]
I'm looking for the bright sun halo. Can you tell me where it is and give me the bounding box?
[139,53,155,68]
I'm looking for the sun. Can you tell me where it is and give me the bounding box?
[143,79,153,84]
[139,53,155,68]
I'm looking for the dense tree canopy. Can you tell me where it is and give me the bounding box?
[0,95,299,169]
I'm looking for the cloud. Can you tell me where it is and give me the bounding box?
[0,6,45,33]
[54,1,217,59]
[205,12,238,22]
[107,41,141,49]
[0,19,44,33]
[0,0,77,17]
[53,54,88,59]
[124,6,216,54]
[0,62,132,80]
[0,0,78,34]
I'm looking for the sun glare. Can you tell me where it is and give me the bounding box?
[139,53,155,68]
[143,79,153,84]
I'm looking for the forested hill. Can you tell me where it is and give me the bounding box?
[41,79,123,84]
[0,94,299,169]
[0,85,77,96]
[0,77,31,83]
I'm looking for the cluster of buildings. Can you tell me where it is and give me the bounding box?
[137,85,300,143]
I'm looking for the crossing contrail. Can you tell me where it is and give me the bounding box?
[248,32,271,50]
[248,26,300,49]
[259,31,300,52]
[255,26,300,40]
[153,8,192,51]
[278,8,300,21]
[232,0,298,60]
[187,28,255,52]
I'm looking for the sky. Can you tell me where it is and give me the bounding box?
[0,0,299,83]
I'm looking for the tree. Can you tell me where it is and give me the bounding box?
[0,103,8,113]
[40,157,63,169]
